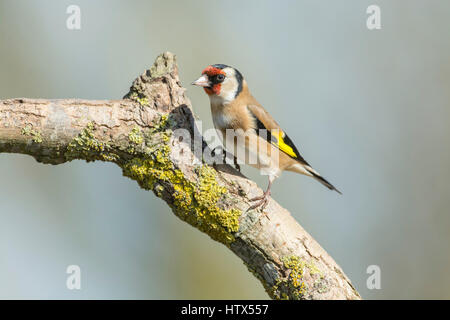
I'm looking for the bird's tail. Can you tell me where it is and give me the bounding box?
[308,169,342,194]
[289,163,342,194]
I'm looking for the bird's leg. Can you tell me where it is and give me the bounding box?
[248,179,272,210]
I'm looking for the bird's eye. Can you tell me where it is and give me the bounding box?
[216,74,225,82]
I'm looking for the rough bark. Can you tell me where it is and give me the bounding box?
[0,52,361,300]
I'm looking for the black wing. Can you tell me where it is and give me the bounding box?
[249,109,310,166]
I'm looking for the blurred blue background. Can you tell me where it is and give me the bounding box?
[1,0,449,299]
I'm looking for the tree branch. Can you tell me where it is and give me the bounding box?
[0,52,361,300]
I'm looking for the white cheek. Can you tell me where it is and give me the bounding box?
[223,92,234,103]
[217,78,237,103]
[219,89,235,103]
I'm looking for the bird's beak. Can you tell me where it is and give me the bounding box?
[191,74,210,87]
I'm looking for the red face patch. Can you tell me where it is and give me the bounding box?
[202,66,226,77]
[204,86,218,95]
[202,66,226,95]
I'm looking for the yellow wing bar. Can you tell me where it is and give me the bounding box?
[271,130,297,158]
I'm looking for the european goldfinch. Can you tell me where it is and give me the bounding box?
[192,64,341,209]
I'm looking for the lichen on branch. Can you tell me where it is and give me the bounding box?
[121,114,242,246]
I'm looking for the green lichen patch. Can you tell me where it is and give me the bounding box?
[158,113,177,129]
[282,256,306,290]
[64,122,119,162]
[313,278,330,294]
[128,126,144,145]
[306,260,324,278]
[128,92,149,106]
[121,124,241,245]
[21,124,42,143]
[123,158,241,245]
[127,126,144,154]
[268,256,327,299]
[268,255,307,300]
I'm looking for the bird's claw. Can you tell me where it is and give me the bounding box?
[248,198,268,211]
[248,190,271,211]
